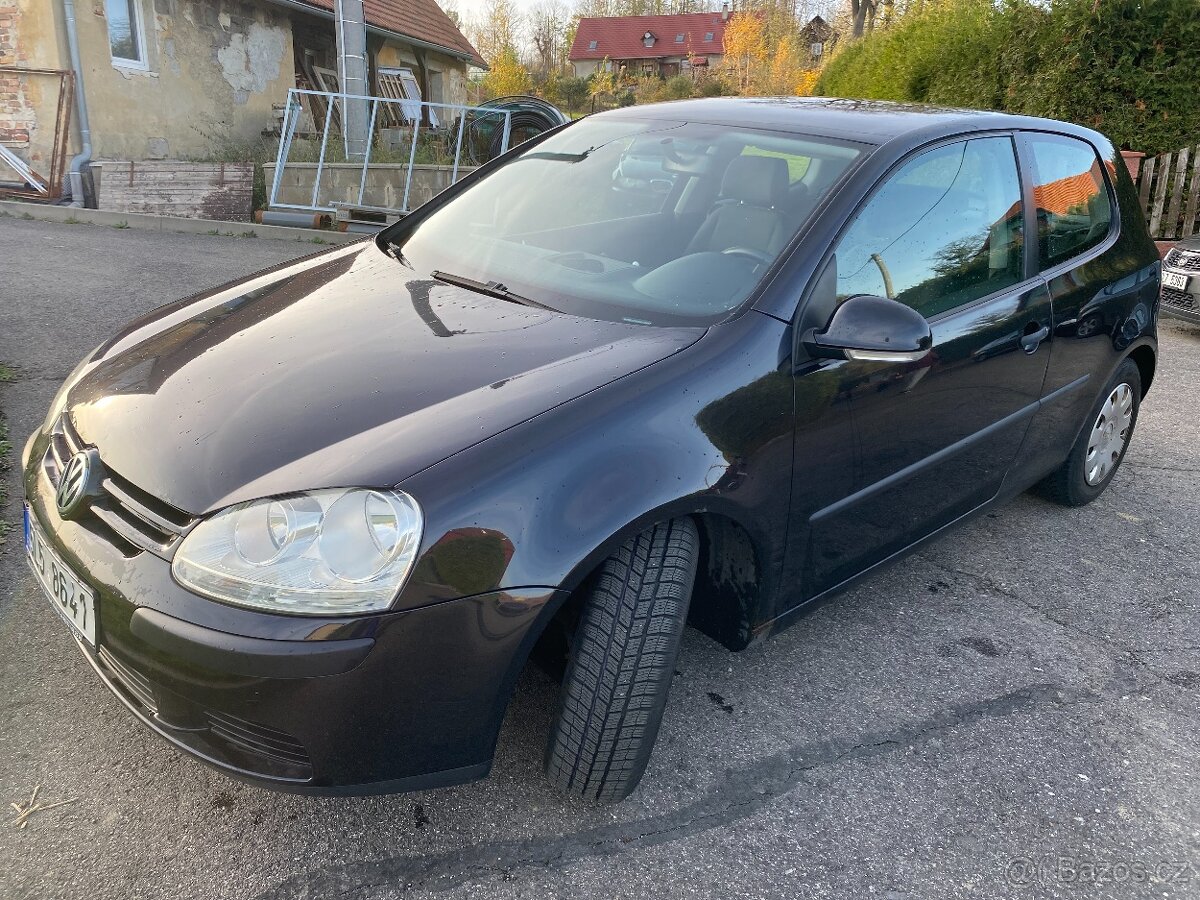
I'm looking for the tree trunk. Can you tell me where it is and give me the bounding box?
[850,0,875,38]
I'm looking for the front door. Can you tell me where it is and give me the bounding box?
[790,134,1053,597]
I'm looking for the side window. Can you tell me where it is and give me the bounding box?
[834,137,1025,318]
[1024,134,1113,269]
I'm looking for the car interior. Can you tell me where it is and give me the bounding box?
[395,122,863,325]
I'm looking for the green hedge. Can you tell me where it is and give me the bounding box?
[815,0,1200,155]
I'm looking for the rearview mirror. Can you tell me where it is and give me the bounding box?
[803,295,932,363]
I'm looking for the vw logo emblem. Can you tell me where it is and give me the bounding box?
[56,450,95,518]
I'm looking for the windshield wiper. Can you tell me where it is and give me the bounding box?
[431,270,555,311]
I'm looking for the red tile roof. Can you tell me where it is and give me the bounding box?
[285,0,485,67]
[570,13,729,61]
[1033,166,1106,216]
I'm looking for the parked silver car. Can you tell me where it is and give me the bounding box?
[1162,235,1200,325]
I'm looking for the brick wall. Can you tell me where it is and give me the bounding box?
[0,3,35,150]
[97,160,254,220]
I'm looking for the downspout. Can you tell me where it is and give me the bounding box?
[61,0,93,206]
[334,0,370,162]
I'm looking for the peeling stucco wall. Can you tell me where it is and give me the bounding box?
[7,0,474,169]
[216,20,285,103]
[9,0,295,161]
[0,0,62,172]
[0,2,34,148]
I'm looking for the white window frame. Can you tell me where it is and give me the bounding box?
[378,67,439,128]
[107,0,150,71]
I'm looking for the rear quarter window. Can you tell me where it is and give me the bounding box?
[1024,134,1115,269]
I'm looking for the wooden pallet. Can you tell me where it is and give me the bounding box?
[332,202,406,232]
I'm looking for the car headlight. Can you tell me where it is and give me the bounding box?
[172,488,423,615]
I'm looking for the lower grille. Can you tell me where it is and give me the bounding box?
[98,645,157,712]
[207,711,312,769]
[91,645,313,781]
[1162,286,1196,311]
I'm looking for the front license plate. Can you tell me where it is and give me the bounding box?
[24,505,97,645]
[1163,269,1190,291]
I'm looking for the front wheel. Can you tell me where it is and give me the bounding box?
[544,517,699,802]
[1037,359,1141,506]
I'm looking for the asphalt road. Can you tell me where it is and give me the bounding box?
[1,217,1198,900]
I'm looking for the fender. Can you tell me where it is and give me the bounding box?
[393,309,798,641]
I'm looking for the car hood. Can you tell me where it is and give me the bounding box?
[66,244,704,514]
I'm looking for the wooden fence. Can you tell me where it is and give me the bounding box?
[1137,144,1200,240]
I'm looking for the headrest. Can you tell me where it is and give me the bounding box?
[720,155,789,207]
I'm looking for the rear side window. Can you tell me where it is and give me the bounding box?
[1024,134,1113,269]
[833,136,1025,318]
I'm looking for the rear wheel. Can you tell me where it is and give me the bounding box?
[1037,359,1141,506]
[544,517,699,802]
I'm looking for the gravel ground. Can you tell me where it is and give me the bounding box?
[0,217,1197,900]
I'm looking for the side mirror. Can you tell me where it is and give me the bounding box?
[803,295,932,363]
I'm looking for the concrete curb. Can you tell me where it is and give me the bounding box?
[0,200,360,245]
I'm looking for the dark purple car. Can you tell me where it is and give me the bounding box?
[23,99,1160,801]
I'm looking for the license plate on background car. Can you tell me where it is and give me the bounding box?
[24,504,96,645]
[1163,269,1190,291]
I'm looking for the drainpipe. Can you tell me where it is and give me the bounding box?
[61,0,93,206]
[334,0,369,162]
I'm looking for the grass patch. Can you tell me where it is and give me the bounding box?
[112,220,130,229]
[0,363,15,546]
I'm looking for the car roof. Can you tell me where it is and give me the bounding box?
[595,97,1107,149]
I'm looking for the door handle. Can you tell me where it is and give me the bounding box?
[1020,324,1050,354]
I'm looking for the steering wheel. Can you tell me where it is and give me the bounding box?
[721,247,773,266]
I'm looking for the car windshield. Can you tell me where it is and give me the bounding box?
[383,117,865,326]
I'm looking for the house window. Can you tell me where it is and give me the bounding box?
[674,33,685,43]
[704,32,714,41]
[588,39,598,50]
[106,0,147,68]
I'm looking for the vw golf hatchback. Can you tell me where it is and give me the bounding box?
[23,99,1161,801]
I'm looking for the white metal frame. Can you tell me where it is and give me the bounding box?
[269,88,512,215]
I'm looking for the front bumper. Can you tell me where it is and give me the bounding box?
[22,433,563,794]
[1161,265,1200,326]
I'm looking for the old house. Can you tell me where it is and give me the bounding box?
[569,12,730,79]
[1,0,483,180]
[797,14,837,67]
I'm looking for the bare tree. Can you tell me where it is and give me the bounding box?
[848,0,894,37]
[529,0,570,73]
[848,0,876,37]
[467,0,524,63]
[439,0,463,30]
